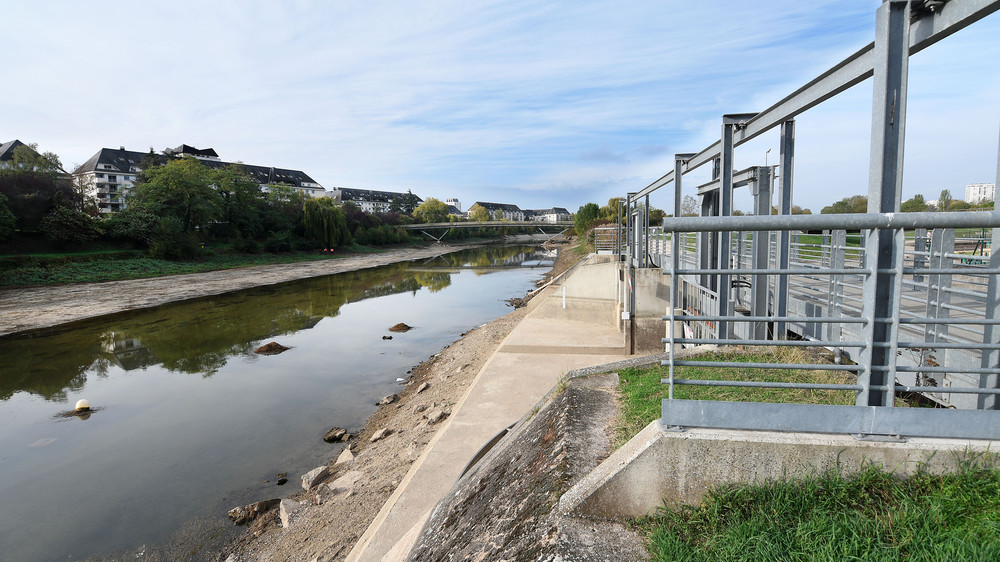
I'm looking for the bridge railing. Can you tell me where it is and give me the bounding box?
[660,211,1000,440]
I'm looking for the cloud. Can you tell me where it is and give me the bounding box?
[1,0,995,213]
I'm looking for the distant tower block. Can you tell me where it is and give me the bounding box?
[446,198,461,212]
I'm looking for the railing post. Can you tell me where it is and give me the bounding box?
[718,117,741,339]
[981,127,1000,409]
[827,229,846,345]
[751,166,771,339]
[913,228,928,283]
[775,120,795,340]
[858,0,910,408]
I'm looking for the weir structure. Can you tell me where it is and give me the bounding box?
[610,0,1000,440]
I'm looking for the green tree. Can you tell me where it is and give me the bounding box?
[950,200,971,211]
[130,157,221,232]
[413,197,450,223]
[574,202,601,234]
[304,197,351,250]
[600,197,623,221]
[821,195,868,214]
[102,204,159,245]
[649,207,666,224]
[262,184,307,235]
[40,206,102,247]
[938,189,954,211]
[901,194,928,213]
[0,142,77,229]
[469,204,491,222]
[0,193,16,242]
[212,165,265,238]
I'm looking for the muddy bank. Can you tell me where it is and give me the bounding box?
[0,243,486,337]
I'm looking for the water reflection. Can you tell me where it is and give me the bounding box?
[0,245,549,402]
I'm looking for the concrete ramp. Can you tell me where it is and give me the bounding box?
[347,254,628,562]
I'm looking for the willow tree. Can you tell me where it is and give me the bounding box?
[304,197,351,250]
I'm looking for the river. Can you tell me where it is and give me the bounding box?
[0,244,552,561]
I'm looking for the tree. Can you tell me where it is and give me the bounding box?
[600,197,623,221]
[262,183,307,235]
[398,189,419,214]
[792,205,812,215]
[469,204,491,222]
[0,193,15,242]
[950,200,971,211]
[0,142,77,229]
[413,197,450,223]
[681,195,699,217]
[130,157,221,232]
[304,197,351,250]
[901,194,928,213]
[40,206,102,247]
[938,189,954,212]
[212,165,264,238]
[821,195,868,214]
[102,204,158,245]
[649,207,666,224]
[574,202,601,234]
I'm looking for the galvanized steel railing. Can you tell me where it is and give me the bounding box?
[660,212,1000,439]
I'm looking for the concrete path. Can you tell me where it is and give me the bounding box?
[347,255,628,562]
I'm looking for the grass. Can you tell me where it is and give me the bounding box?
[615,347,858,447]
[638,463,1000,561]
[618,347,999,560]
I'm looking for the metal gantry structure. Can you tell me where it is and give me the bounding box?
[615,0,1000,440]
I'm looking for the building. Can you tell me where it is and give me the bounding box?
[72,144,325,214]
[965,183,995,204]
[445,198,461,212]
[0,139,67,173]
[528,207,571,222]
[329,187,422,214]
[468,201,526,221]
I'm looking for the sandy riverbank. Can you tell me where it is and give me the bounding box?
[0,242,495,337]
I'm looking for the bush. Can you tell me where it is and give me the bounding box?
[103,206,158,245]
[264,231,292,253]
[149,216,199,260]
[233,237,259,253]
[40,206,102,248]
[0,193,15,242]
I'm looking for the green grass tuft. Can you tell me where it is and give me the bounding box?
[638,464,1000,561]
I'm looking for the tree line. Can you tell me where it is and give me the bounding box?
[0,146,531,258]
[821,189,992,214]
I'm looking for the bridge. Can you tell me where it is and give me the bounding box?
[601,0,1000,442]
[400,220,573,241]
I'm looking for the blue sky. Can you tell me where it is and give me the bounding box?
[1,1,997,214]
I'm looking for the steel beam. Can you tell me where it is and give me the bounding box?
[859,0,911,408]
[750,166,771,339]
[633,0,1000,201]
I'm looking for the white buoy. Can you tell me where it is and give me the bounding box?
[75,399,91,412]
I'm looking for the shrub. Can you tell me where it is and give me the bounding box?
[40,206,102,248]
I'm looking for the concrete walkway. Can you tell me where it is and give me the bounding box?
[347,255,628,562]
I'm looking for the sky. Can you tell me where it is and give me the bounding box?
[1,0,998,214]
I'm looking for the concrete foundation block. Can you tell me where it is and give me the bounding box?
[559,421,1000,519]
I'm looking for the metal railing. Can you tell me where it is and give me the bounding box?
[659,212,1000,439]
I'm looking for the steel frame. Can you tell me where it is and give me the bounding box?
[626,0,1000,439]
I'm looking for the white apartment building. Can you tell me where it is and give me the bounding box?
[965,183,995,204]
[73,144,325,213]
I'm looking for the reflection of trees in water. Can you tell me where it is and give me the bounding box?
[0,245,541,401]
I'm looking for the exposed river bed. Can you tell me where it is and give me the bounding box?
[0,245,552,561]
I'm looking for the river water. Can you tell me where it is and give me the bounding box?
[0,245,552,561]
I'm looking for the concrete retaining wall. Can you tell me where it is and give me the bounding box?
[560,421,1000,519]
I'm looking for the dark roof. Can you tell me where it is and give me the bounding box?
[73,146,321,188]
[72,147,160,175]
[339,188,423,204]
[447,205,462,215]
[471,201,522,212]
[530,207,570,215]
[166,144,220,159]
[0,139,27,161]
